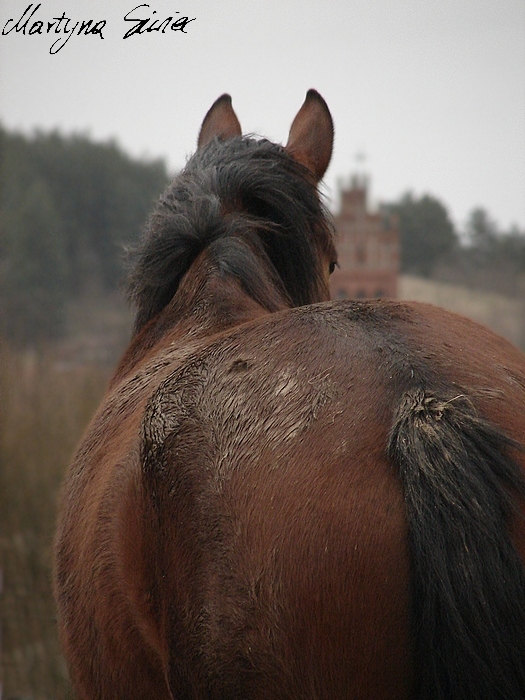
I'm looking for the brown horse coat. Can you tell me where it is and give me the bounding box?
[55,92,525,700]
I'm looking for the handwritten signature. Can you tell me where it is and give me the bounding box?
[2,3,196,54]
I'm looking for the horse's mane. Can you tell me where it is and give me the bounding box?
[127,136,335,332]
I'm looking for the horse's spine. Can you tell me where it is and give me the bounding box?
[388,389,525,700]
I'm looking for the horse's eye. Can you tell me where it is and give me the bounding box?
[329,262,337,275]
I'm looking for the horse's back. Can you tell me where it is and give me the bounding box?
[139,301,413,697]
[56,299,525,699]
[134,300,525,698]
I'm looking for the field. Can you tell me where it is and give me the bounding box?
[0,293,131,699]
[0,346,111,698]
[1,278,523,699]
[399,275,525,349]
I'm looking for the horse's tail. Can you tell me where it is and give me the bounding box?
[388,389,525,700]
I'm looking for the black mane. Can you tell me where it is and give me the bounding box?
[127,136,335,331]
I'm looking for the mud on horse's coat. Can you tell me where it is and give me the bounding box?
[54,91,525,700]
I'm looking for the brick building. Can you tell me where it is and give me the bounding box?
[330,176,399,300]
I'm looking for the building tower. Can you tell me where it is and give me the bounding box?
[330,175,399,300]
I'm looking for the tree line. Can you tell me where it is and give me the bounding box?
[0,125,169,344]
[1,125,523,345]
[391,193,525,296]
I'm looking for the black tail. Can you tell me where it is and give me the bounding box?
[389,389,525,700]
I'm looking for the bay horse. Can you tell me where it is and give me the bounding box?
[54,91,525,700]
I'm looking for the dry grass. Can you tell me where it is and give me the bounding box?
[0,345,111,700]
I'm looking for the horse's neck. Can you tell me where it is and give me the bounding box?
[112,272,284,387]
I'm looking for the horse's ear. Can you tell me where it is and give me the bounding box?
[285,89,334,182]
[198,94,242,148]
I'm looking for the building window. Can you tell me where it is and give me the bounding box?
[355,245,366,266]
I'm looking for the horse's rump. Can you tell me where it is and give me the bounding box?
[131,300,525,698]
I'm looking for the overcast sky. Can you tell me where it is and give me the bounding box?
[1,0,524,231]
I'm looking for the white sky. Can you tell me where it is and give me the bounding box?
[1,0,524,231]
